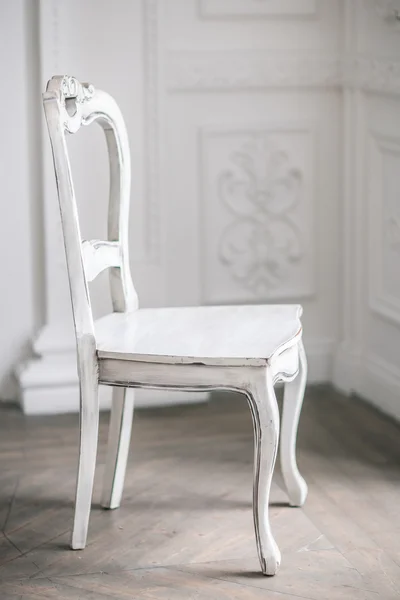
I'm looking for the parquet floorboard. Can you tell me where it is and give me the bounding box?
[0,386,399,599]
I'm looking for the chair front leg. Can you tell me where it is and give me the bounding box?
[72,365,99,550]
[280,340,308,507]
[247,370,281,576]
[101,387,134,509]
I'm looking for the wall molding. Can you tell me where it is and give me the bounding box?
[346,56,400,96]
[368,132,400,326]
[217,133,304,294]
[166,51,400,96]
[166,51,342,91]
[199,0,317,19]
[200,123,316,303]
[143,0,162,262]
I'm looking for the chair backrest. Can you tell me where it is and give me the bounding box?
[43,76,138,347]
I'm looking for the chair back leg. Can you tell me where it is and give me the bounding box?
[101,387,135,509]
[71,362,100,550]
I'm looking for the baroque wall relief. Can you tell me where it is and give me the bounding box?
[217,135,303,296]
[202,127,315,304]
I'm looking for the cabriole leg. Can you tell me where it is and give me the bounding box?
[280,340,308,507]
[247,370,281,576]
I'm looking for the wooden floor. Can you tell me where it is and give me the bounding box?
[0,386,400,599]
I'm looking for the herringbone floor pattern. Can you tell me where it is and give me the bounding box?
[0,386,399,599]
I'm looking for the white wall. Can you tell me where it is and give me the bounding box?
[333,0,400,421]
[17,0,341,413]
[0,0,42,399]
[2,0,400,419]
[160,0,341,383]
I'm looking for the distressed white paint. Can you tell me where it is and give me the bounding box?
[43,75,307,575]
[101,387,135,510]
[95,305,302,366]
[82,240,121,283]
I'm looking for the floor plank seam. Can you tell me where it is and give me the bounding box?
[47,576,121,600]
[1,389,400,598]
[2,531,23,557]
[1,478,20,533]
[167,565,313,600]
[0,528,71,568]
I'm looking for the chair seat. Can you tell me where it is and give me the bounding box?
[95,304,302,367]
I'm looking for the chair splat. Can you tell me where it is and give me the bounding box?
[81,239,121,283]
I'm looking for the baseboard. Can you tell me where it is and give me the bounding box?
[356,354,400,422]
[332,342,361,396]
[332,344,400,422]
[304,338,335,384]
[21,383,209,416]
[18,325,210,414]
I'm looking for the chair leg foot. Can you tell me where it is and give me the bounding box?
[101,387,134,510]
[281,340,308,508]
[247,371,281,576]
[260,545,281,577]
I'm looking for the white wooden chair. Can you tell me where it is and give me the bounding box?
[43,75,308,576]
